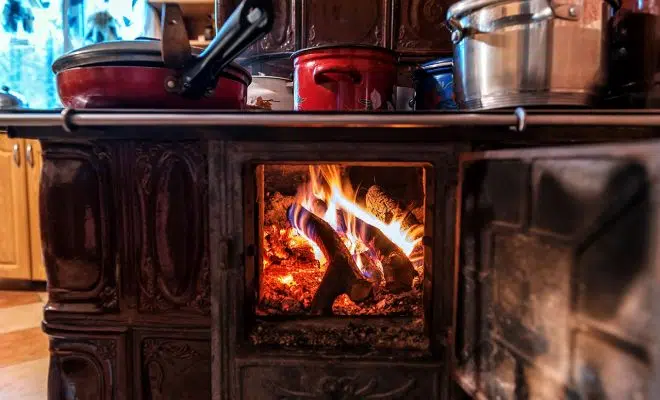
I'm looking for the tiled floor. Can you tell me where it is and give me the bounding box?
[0,291,49,399]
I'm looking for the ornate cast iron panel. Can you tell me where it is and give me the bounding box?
[47,332,127,400]
[133,142,211,316]
[236,357,441,400]
[134,330,211,400]
[301,0,388,47]
[40,142,118,314]
[393,0,452,55]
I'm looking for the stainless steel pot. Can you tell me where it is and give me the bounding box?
[447,0,618,110]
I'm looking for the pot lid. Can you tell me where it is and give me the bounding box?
[0,86,25,109]
[52,39,249,79]
[447,0,511,22]
[420,57,453,71]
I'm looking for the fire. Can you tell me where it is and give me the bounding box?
[288,165,423,278]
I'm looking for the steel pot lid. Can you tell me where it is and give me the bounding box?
[446,0,616,31]
[0,86,25,109]
[51,39,250,83]
[446,0,515,22]
[419,57,453,72]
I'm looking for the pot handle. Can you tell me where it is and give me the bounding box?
[160,4,193,69]
[313,65,362,85]
[447,0,620,43]
[448,7,554,43]
[168,0,274,97]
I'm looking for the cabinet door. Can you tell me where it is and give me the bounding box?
[0,134,31,280]
[26,139,45,281]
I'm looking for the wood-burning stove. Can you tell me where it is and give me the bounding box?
[5,110,660,400]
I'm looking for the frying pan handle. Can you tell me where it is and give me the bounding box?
[175,0,274,97]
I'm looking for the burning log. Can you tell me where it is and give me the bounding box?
[311,198,329,216]
[358,252,384,284]
[309,196,416,292]
[365,185,421,231]
[287,204,373,315]
[354,216,417,293]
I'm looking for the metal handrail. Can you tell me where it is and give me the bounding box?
[1,108,660,130]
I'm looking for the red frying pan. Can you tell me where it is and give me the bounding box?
[52,0,274,109]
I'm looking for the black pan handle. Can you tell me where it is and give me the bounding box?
[171,0,274,97]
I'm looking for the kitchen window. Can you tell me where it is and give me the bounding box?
[0,0,160,108]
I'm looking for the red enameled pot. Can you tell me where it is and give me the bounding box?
[292,45,397,111]
[52,0,273,109]
[55,54,251,109]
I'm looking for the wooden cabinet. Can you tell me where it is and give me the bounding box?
[0,135,31,279]
[26,139,45,281]
[0,134,45,281]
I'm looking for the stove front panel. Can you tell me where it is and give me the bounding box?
[210,141,463,399]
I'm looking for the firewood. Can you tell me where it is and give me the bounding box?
[358,252,384,284]
[287,204,373,315]
[354,216,417,293]
[311,197,416,292]
[311,198,328,216]
[365,185,421,231]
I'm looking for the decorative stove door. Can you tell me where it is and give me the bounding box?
[454,141,660,400]
[212,141,461,400]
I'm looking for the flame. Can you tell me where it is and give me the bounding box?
[288,165,423,278]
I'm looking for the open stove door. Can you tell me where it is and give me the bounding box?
[453,141,660,400]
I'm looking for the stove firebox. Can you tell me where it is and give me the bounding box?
[253,163,428,351]
[259,164,426,317]
[224,142,457,398]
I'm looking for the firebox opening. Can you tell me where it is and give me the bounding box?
[256,164,428,318]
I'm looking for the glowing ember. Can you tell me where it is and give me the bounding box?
[278,274,295,285]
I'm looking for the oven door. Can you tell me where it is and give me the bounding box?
[453,142,659,399]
